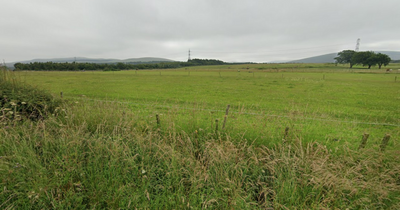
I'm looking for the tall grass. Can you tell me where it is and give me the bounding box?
[1,98,400,209]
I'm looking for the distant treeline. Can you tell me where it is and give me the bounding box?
[13,59,226,71]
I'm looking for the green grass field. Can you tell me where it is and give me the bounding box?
[17,63,400,148]
[2,63,400,209]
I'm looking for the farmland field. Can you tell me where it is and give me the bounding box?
[2,63,400,209]
[16,63,400,148]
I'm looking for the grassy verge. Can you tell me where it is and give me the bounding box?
[1,99,399,209]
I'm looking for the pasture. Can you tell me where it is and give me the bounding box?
[2,63,400,209]
[17,63,400,148]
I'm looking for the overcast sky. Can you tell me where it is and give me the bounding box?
[1,0,400,63]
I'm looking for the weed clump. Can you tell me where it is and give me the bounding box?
[0,66,60,121]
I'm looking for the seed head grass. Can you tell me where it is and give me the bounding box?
[1,98,400,209]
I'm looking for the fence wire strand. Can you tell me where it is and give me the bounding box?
[71,97,400,127]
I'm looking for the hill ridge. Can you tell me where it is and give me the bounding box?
[289,51,400,63]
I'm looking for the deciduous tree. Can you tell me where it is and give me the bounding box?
[335,50,356,68]
[375,53,391,69]
[351,51,376,69]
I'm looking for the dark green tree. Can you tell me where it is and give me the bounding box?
[334,50,356,68]
[375,53,391,69]
[14,62,25,70]
[351,51,376,69]
[116,62,126,70]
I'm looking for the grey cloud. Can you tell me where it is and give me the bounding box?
[1,0,400,63]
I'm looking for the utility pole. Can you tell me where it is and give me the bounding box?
[188,49,191,61]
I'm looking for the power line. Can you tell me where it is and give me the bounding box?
[192,43,349,54]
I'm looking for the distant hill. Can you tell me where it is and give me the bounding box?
[289,51,400,63]
[5,57,175,69]
[122,57,175,63]
[289,53,338,63]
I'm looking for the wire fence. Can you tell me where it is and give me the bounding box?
[70,97,400,128]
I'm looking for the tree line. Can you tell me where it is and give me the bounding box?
[334,50,391,69]
[13,58,226,71]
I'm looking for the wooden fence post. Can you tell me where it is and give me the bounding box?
[60,92,63,98]
[215,119,219,132]
[156,114,160,127]
[358,133,369,150]
[222,105,230,130]
[380,134,391,152]
[284,127,289,139]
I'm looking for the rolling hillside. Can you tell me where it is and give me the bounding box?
[290,51,400,63]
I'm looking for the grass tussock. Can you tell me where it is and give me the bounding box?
[0,67,60,122]
[1,98,399,209]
